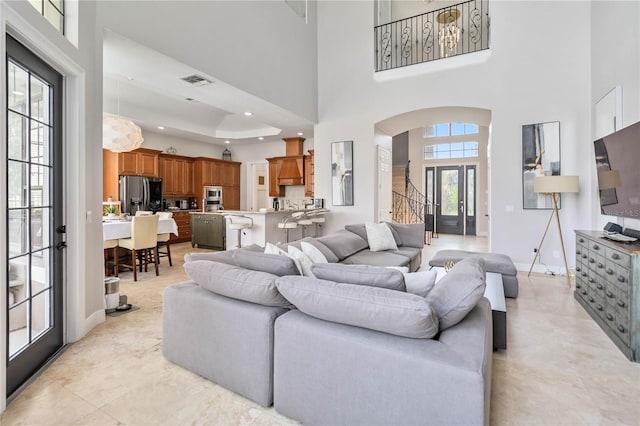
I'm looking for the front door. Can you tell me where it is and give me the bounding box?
[436,166,464,234]
[6,35,65,397]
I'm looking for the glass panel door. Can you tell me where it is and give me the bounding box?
[436,166,464,235]
[6,35,64,397]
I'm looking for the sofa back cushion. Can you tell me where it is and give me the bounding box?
[184,260,293,308]
[316,229,368,260]
[276,276,438,339]
[426,257,487,331]
[232,249,300,276]
[281,237,339,263]
[346,223,403,247]
[311,263,405,291]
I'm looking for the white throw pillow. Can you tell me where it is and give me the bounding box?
[288,246,315,277]
[265,242,302,275]
[300,241,328,263]
[402,269,438,298]
[365,222,398,252]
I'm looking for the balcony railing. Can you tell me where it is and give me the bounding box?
[374,0,490,72]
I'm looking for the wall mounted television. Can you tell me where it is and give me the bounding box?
[594,120,640,218]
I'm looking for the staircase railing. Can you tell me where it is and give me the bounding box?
[392,179,435,244]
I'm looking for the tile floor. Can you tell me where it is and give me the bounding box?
[1,235,639,425]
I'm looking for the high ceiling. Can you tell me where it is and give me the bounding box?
[102,30,315,147]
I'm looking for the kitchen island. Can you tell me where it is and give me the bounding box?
[191,209,328,250]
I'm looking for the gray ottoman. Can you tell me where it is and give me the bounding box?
[429,249,519,298]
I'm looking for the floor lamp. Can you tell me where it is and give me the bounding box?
[528,175,580,285]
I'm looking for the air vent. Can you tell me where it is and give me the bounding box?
[180,74,213,86]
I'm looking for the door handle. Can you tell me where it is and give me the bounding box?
[55,241,67,251]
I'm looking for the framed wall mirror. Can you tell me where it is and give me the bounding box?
[522,121,561,209]
[331,141,354,206]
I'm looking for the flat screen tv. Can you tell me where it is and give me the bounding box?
[594,120,640,218]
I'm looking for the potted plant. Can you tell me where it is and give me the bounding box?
[104,205,118,218]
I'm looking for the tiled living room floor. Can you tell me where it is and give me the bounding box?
[1,236,639,425]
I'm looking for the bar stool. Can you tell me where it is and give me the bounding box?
[297,214,314,238]
[226,215,253,248]
[278,215,298,243]
[310,215,326,237]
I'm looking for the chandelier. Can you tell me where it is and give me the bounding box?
[102,80,144,152]
[437,9,461,58]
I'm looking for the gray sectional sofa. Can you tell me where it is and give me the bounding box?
[163,223,494,425]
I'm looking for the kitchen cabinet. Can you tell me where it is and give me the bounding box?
[103,148,161,201]
[304,150,314,197]
[223,186,240,210]
[194,158,241,208]
[160,155,194,197]
[268,159,285,197]
[170,211,192,243]
[191,213,225,250]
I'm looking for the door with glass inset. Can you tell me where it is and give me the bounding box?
[6,35,65,397]
[436,166,464,234]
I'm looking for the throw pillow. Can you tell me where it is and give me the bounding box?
[365,222,398,252]
[402,269,438,298]
[264,242,282,255]
[316,230,368,260]
[288,245,315,277]
[426,257,487,331]
[311,263,406,291]
[232,249,300,276]
[300,241,328,263]
[184,260,292,307]
[275,276,439,339]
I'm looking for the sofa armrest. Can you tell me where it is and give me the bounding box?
[386,222,425,248]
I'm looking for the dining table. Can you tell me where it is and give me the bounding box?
[102,218,179,241]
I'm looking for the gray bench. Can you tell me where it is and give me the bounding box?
[429,249,519,298]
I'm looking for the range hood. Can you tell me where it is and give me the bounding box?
[268,137,306,186]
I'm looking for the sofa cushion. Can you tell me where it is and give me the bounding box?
[316,230,368,260]
[275,276,438,339]
[346,223,403,247]
[365,222,398,252]
[340,249,410,268]
[300,241,328,264]
[184,244,262,265]
[403,269,438,298]
[426,257,486,331]
[429,249,517,276]
[232,249,300,276]
[287,246,315,277]
[283,238,339,263]
[184,260,293,308]
[311,263,405,291]
[385,222,425,249]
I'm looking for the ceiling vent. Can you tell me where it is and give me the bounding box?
[180,74,213,86]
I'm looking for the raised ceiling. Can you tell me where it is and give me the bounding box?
[102,30,314,147]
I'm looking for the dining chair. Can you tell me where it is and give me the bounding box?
[103,239,119,277]
[135,210,153,216]
[118,215,159,281]
[156,211,173,266]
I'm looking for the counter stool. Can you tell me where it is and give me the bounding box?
[226,215,253,248]
[278,217,298,243]
[297,217,314,238]
[310,215,326,237]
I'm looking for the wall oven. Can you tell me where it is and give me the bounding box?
[203,186,223,211]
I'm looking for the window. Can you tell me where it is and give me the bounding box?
[424,122,479,138]
[28,0,65,34]
[424,142,479,160]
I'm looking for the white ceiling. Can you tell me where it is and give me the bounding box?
[102,30,314,147]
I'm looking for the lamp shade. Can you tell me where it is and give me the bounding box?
[103,115,144,153]
[533,175,579,194]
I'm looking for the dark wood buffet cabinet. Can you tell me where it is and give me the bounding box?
[574,230,639,362]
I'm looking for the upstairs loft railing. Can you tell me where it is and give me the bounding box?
[374,0,490,72]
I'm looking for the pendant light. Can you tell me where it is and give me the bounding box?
[103,80,144,152]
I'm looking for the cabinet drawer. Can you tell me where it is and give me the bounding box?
[605,246,631,269]
[587,251,606,275]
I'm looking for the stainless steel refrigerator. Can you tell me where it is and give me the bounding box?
[118,175,163,215]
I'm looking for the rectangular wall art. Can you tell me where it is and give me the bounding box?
[331,141,354,206]
[522,121,561,209]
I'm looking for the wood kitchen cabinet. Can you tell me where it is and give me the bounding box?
[170,211,192,243]
[160,154,194,197]
[268,159,285,197]
[223,186,240,210]
[103,148,161,201]
[193,158,241,206]
[304,149,314,197]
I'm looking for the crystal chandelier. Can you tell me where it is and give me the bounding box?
[437,9,461,58]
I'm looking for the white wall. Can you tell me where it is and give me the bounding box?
[139,130,224,159]
[316,1,592,271]
[97,1,318,123]
[1,0,103,411]
[590,1,640,231]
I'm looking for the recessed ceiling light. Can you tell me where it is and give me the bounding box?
[157,126,165,130]
[297,132,304,136]
[258,137,264,141]
[244,112,252,116]
[225,140,230,144]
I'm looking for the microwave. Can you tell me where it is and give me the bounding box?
[203,186,223,211]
